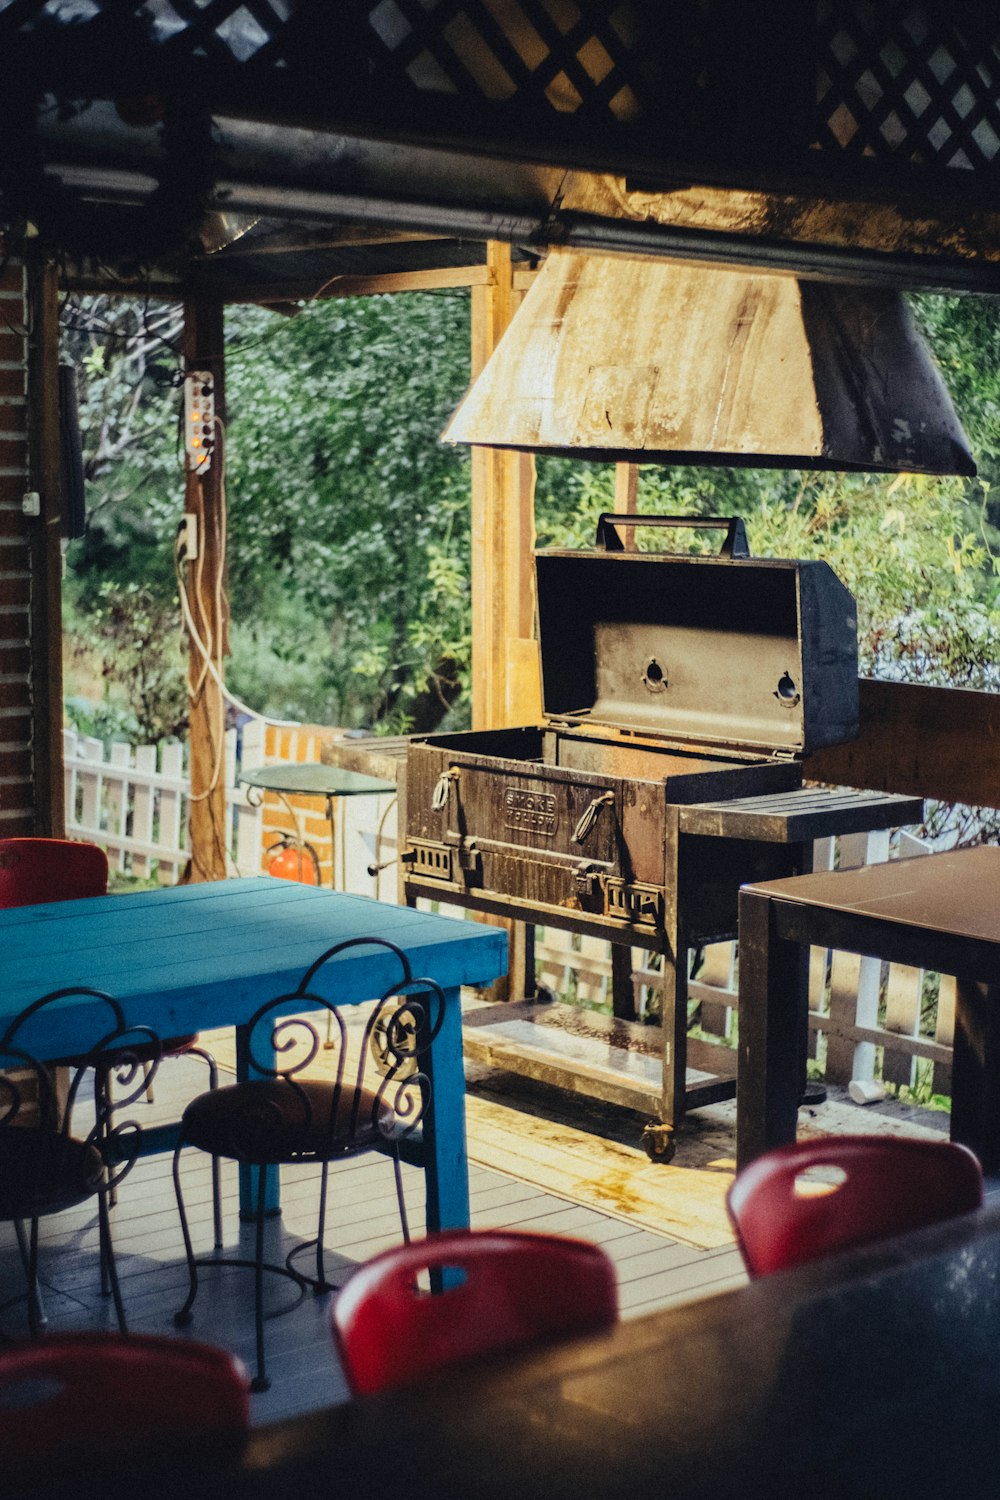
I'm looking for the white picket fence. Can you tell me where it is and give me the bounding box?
[62,720,399,897]
[63,721,268,883]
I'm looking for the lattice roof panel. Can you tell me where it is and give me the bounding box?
[3,0,1000,243]
[815,0,1000,171]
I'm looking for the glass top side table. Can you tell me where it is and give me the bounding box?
[240,762,396,889]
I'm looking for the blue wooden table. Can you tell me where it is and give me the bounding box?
[0,878,507,1233]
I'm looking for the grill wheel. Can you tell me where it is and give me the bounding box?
[640,1122,676,1164]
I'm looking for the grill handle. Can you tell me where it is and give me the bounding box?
[595,514,750,559]
[572,791,615,846]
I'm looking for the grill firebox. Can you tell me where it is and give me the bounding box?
[402,516,922,1158]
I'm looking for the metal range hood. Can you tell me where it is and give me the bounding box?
[444,252,976,476]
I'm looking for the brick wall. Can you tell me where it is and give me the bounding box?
[0,252,32,835]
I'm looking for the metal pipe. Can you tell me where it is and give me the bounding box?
[32,105,1000,292]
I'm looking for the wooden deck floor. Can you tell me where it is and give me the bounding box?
[0,1050,751,1427]
[0,1033,951,1428]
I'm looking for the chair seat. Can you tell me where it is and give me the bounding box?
[181,1079,393,1164]
[0,1128,103,1220]
[161,1034,203,1057]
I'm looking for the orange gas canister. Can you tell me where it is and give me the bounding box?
[266,841,319,885]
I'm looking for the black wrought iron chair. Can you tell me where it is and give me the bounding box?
[0,836,223,1246]
[0,987,161,1335]
[172,937,445,1391]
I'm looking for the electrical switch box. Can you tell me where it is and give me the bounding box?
[184,371,215,473]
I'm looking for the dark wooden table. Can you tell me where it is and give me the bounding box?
[737,843,1000,1169]
[19,1199,1000,1500]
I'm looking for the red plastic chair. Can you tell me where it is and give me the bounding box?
[331,1229,619,1397]
[0,1332,249,1469]
[0,836,108,907]
[0,838,222,1243]
[726,1134,984,1277]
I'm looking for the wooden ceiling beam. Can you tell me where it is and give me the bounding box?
[222,230,449,257]
[234,264,493,304]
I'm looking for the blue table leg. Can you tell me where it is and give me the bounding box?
[236,1023,280,1220]
[421,985,471,1236]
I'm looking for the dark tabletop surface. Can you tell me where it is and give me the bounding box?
[20,1197,1000,1500]
[743,843,1000,944]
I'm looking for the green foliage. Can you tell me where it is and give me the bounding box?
[222,291,472,730]
[224,593,342,726]
[911,292,1000,519]
[64,581,187,743]
[64,692,143,746]
[533,456,790,549]
[60,284,1000,761]
[62,289,473,733]
[61,297,184,605]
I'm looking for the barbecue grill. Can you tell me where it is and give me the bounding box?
[402,516,922,1158]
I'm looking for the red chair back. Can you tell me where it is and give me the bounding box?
[0,1333,250,1466]
[0,837,108,908]
[727,1134,984,1277]
[332,1229,618,1396]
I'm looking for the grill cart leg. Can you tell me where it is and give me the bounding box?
[645,929,688,1164]
[646,809,687,1163]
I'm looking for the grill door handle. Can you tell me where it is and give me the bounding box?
[572,791,615,845]
[431,768,459,812]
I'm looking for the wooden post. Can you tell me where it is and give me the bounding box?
[182,301,229,883]
[613,461,638,523]
[470,244,539,999]
[611,462,639,1018]
[470,242,539,732]
[25,253,65,837]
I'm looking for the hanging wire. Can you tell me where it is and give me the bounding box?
[173,415,300,731]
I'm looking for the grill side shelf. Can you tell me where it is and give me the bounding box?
[677,789,924,842]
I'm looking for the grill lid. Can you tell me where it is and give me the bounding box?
[536,517,858,756]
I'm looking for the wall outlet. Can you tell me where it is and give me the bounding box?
[178,513,199,561]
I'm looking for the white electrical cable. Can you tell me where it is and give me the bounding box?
[175,415,301,730]
[175,539,302,730]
